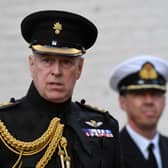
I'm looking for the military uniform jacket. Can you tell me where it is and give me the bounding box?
[120,127,168,168]
[0,83,121,168]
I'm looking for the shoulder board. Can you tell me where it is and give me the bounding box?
[76,100,118,122]
[76,100,107,113]
[0,98,22,110]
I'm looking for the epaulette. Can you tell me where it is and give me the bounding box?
[76,99,107,113]
[0,97,22,110]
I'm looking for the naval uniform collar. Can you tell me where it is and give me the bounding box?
[25,82,71,117]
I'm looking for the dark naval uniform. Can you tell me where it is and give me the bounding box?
[0,10,122,168]
[109,55,168,168]
[0,83,121,168]
[120,127,168,168]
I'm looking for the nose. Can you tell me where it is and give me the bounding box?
[51,61,62,76]
[143,93,153,103]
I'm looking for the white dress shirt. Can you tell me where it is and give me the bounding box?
[126,125,162,168]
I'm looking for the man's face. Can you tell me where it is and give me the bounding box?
[29,54,84,103]
[119,90,165,131]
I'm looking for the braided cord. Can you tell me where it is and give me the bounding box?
[36,122,64,168]
[0,117,70,168]
[0,117,60,155]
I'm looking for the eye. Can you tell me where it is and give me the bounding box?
[62,59,73,65]
[151,91,164,98]
[41,57,51,63]
[40,56,54,65]
[61,58,75,68]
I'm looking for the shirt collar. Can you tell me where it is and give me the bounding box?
[126,124,159,159]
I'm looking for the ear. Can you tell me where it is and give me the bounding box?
[119,95,127,112]
[28,55,35,77]
[76,58,84,80]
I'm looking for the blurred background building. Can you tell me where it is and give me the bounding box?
[0,0,168,135]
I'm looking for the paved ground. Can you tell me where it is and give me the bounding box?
[0,0,168,135]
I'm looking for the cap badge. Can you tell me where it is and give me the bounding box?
[53,22,62,35]
[85,120,103,128]
[139,62,158,80]
[51,40,57,46]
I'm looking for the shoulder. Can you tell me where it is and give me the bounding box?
[0,97,22,111]
[74,99,119,124]
[73,100,119,137]
[120,127,127,135]
[160,134,168,143]
[119,127,132,144]
[159,134,168,152]
[75,99,107,113]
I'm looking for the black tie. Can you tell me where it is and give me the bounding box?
[147,143,158,168]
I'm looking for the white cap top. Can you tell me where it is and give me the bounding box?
[110,55,168,92]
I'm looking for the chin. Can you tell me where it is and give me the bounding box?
[47,95,68,103]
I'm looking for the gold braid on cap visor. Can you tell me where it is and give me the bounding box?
[127,84,166,91]
[32,44,85,56]
[0,117,71,168]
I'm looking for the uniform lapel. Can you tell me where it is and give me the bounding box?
[120,127,147,168]
[64,102,93,155]
[159,135,168,168]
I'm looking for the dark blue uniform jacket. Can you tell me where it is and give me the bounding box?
[0,83,122,168]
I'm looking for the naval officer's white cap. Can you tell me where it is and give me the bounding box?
[110,55,168,93]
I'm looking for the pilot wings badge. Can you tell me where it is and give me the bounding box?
[85,120,103,128]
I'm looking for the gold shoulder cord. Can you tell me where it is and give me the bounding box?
[0,117,70,168]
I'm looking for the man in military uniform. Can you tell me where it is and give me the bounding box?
[110,55,168,168]
[0,10,121,168]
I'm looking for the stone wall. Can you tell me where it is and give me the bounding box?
[0,0,168,135]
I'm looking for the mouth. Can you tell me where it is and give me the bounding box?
[142,105,156,116]
[145,111,155,116]
[48,82,64,90]
[143,109,156,118]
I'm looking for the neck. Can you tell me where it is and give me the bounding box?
[128,122,157,139]
[26,82,71,115]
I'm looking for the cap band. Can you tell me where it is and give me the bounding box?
[121,84,166,91]
[31,44,84,56]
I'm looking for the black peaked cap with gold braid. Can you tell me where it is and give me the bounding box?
[21,10,98,57]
